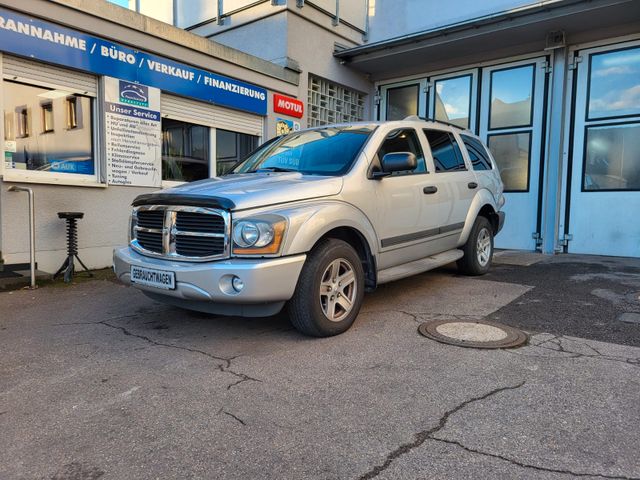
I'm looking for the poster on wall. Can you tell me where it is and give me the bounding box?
[276,118,301,136]
[104,77,162,187]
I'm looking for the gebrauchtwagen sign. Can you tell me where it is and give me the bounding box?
[0,8,267,115]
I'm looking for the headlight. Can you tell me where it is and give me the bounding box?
[232,217,287,255]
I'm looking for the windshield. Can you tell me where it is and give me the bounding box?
[231,125,376,176]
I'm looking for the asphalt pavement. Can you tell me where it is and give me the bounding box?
[1,253,639,480]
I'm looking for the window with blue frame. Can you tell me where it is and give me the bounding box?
[3,80,94,176]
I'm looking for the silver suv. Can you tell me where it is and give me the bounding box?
[113,117,505,337]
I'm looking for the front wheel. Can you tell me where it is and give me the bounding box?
[457,216,494,276]
[288,239,365,337]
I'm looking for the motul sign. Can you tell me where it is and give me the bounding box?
[273,93,304,118]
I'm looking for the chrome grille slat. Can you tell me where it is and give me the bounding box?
[136,210,165,229]
[131,205,230,262]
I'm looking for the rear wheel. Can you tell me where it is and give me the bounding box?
[457,216,494,276]
[288,239,365,337]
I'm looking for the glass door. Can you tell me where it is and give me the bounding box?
[379,79,428,121]
[479,57,548,250]
[428,69,478,131]
[566,42,640,257]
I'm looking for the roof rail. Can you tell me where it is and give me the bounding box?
[403,115,467,131]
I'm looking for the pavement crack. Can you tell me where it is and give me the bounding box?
[225,371,262,390]
[218,408,246,426]
[429,437,638,480]
[96,320,262,389]
[356,381,526,480]
[98,320,230,365]
[538,336,640,368]
[504,335,640,368]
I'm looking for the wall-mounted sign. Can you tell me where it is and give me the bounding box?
[0,8,267,116]
[104,77,162,187]
[274,93,304,118]
[276,118,301,135]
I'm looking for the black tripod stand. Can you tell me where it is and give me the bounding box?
[53,212,93,283]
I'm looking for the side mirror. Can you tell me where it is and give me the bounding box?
[372,152,417,179]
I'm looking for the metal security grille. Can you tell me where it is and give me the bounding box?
[3,54,98,96]
[132,206,230,261]
[307,75,365,127]
[161,93,263,136]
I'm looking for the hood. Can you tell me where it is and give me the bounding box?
[162,172,343,211]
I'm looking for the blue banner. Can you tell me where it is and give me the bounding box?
[0,8,267,115]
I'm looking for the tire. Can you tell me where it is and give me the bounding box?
[288,239,365,337]
[457,216,494,276]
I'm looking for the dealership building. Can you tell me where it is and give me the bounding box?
[0,0,639,278]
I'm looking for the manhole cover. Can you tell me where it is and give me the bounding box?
[418,319,527,349]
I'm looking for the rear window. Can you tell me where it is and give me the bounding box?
[461,135,493,171]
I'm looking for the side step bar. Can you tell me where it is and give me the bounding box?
[377,249,464,285]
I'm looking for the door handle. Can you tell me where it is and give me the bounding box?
[423,186,438,194]
[468,182,478,189]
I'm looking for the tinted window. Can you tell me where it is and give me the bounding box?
[376,128,426,174]
[584,123,640,191]
[461,135,493,171]
[162,118,209,182]
[424,129,466,172]
[386,85,419,121]
[216,129,259,176]
[488,132,531,191]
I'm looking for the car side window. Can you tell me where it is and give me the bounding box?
[375,128,426,175]
[461,135,493,171]
[423,129,466,172]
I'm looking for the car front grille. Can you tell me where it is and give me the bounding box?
[131,206,230,261]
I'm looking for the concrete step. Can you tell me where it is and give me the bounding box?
[377,249,464,285]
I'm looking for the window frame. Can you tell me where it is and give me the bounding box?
[370,127,428,177]
[66,96,78,130]
[487,130,533,193]
[488,63,536,131]
[16,106,29,138]
[433,73,474,130]
[1,77,101,187]
[585,44,640,123]
[580,120,640,192]
[385,84,420,121]
[161,117,211,184]
[41,102,54,134]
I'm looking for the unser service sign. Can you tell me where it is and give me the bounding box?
[104,77,162,187]
[273,94,304,118]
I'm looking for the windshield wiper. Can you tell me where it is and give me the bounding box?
[251,166,298,173]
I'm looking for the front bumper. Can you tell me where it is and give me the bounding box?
[113,247,306,317]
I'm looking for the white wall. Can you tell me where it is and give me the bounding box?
[367,0,541,42]
[1,182,154,273]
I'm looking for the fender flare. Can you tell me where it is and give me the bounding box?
[282,201,378,257]
[459,189,499,245]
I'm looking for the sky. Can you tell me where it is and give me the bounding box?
[107,0,129,7]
